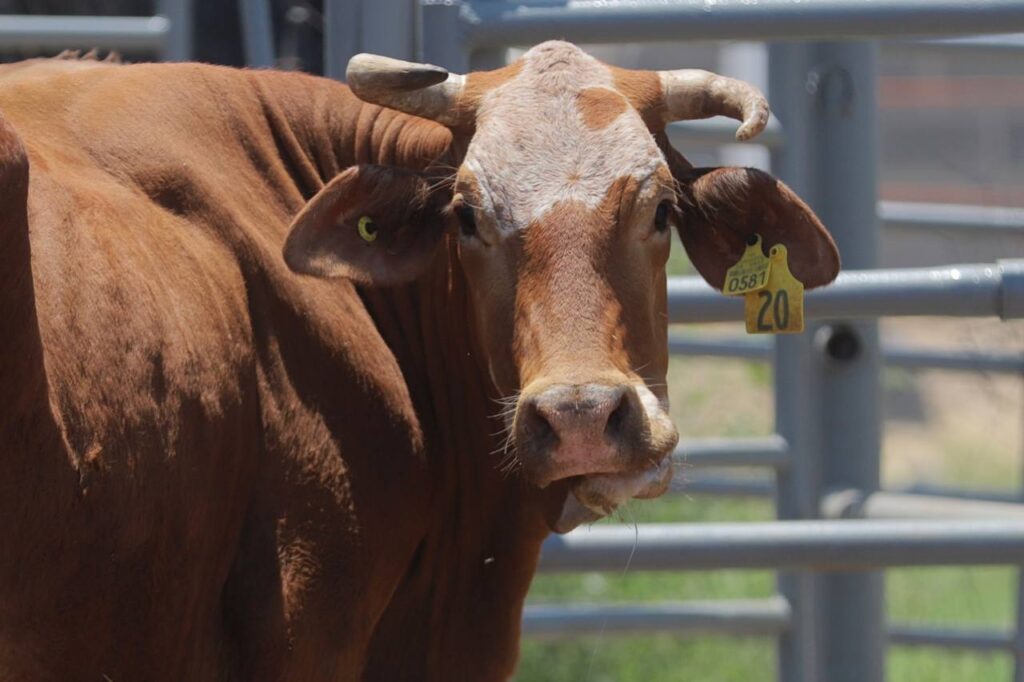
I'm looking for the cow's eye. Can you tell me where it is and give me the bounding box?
[654,201,672,233]
[456,203,478,238]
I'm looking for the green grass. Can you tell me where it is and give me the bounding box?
[518,637,774,682]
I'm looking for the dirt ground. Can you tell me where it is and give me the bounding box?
[881,317,1024,491]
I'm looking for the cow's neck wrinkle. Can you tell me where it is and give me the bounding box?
[245,68,455,192]
[357,242,553,680]
[247,69,551,678]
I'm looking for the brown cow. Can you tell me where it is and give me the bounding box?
[0,42,837,681]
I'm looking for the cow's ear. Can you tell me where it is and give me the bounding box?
[674,166,840,290]
[283,165,449,286]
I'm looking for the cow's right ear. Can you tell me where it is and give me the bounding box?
[283,165,449,286]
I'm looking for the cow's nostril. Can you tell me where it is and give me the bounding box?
[520,398,557,447]
[604,390,630,440]
[516,383,650,486]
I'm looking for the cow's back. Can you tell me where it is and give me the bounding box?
[0,59,271,680]
[0,60,435,681]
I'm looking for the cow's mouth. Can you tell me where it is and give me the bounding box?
[551,457,674,533]
[505,378,678,532]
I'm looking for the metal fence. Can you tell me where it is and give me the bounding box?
[328,2,1024,680]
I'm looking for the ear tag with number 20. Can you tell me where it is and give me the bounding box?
[723,234,771,296]
[744,244,804,334]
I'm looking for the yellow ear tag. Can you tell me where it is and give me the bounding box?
[723,234,771,295]
[744,244,805,334]
[357,216,377,243]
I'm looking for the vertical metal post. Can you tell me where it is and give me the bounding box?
[361,0,417,60]
[770,44,823,682]
[1015,568,1024,682]
[770,41,884,682]
[466,2,508,72]
[157,0,193,61]
[1015,393,1024,682]
[420,0,470,72]
[239,0,276,67]
[324,0,362,80]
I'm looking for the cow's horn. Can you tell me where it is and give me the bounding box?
[346,54,469,127]
[658,69,770,142]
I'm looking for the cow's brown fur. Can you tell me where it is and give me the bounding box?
[610,64,668,130]
[576,87,628,130]
[0,59,547,681]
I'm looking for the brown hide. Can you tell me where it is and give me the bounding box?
[0,59,546,681]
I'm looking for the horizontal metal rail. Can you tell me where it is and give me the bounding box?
[903,483,1024,505]
[670,472,776,498]
[523,598,791,639]
[668,335,1024,374]
[538,520,1024,572]
[822,490,1024,520]
[673,436,790,469]
[889,625,1017,653]
[881,201,1024,235]
[672,474,1024,504]
[667,117,785,149]
[907,32,1024,53]
[668,260,1024,323]
[523,601,1018,653]
[461,0,1024,47]
[881,345,1024,373]
[0,15,171,51]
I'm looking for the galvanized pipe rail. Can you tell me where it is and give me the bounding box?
[909,32,1024,52]
[822,490,1024,520]
[670,476,1024,505]
[673,436,791,469]
[523,601,1022,655]
[671,472,776,498]
[0,0,192,60]
[668,260,1024,323]
[0,15,169,51]
[459,0,1024,47]
[882,201,1024,236]
[538,520,1024,572]
[668,335,1024,374]
[890,625,1018,653]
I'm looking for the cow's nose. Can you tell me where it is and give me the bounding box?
[528,384,630,443]
[515,383,639,484]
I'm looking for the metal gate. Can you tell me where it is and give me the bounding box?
[319,2,1024,679]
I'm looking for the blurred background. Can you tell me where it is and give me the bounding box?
[1,2,1022,680]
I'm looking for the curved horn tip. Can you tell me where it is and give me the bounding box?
[734,102,770,142]
[346,53,450,91]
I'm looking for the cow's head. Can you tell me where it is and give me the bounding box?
[284,42,839,532]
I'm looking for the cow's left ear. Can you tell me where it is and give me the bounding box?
[673,166,840,290]
[283,165,449,286]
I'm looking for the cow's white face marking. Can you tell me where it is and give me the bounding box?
[450,42,679,533]
[463,42,669,231]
